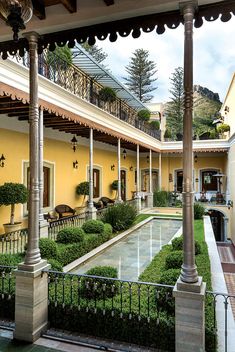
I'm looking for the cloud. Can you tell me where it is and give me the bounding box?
[97,16,235,103]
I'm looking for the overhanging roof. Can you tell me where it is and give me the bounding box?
[72,45,146,110]
[0,0,235,59]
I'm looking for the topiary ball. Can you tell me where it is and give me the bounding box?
[82,219,104,234]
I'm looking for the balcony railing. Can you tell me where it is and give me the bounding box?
[15,52,161,141]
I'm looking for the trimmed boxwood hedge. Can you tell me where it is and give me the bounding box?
[172,235,201,255]
[165,251,183,270]
[82,219,104,234]
[57,227,85,244]
[139,220,216,352]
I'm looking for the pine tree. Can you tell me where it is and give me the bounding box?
[165,67,184,141]
[124,49,157,102]
[81,42,107,63]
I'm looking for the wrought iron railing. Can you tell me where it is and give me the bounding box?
[14,53,161,141]
[0,228,28,254]
[0,265,16,324]
[48,213,87,241]
[44,269,175,351]
[206,290,235,352]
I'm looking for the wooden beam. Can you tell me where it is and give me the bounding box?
[32,0,46,20]
[103,0,114,6]
[60,0,77,13]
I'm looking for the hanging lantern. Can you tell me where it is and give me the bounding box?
[0,0,33,41]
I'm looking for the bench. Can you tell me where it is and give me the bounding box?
[55,204,76,219]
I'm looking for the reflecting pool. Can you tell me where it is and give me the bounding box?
[71,219,182,281]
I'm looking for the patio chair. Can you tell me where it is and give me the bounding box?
[55,204,76,219]
[99,196,115,207]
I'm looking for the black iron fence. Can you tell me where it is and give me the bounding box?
[15,53,161,141]
[206,290,235,352]
[45,269,175,351]
[48,214,87,241]
[0,228,28,255]
[0,265,16,324]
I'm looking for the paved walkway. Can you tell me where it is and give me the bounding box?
[217,243,235,318]
[0,329,98,352]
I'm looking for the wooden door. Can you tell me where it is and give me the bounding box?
[121,170,126,201]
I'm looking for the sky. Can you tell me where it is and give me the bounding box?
[96,16,235,104]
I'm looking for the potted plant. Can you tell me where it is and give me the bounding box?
[99,87,117,103]
[164,129,172,141]
[111,180,119,199]
[0,182,28,233]
[76,181,89,205]
[149,120,160,130]
[137,109,151,122]
[217,123,230,138]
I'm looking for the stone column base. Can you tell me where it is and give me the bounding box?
[14,260,50,343]
[146,193,153,208]
[173,276,206,352]
[39,219,49,238]
[134,196,142,213]
[88,207,97,219]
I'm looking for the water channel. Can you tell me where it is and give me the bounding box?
[71,218,182,281]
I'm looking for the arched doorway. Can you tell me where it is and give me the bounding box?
[208,209,225,242]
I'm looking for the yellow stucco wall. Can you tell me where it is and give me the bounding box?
[0,127,229,235]
[228,143,235,244]
[160,155,226,192]
[222,74,235,136]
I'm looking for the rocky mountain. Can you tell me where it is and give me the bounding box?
[193,85,221,103]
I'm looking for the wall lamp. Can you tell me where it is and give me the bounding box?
[111,164,115,171]
[227,200,233,210]
[0,0,33,42]
[73,160,78,169]
[129,166,133,171]
[71,135,78,152]
[194,154,198,163]
[146,155,149,163]
[122,149,127,160]
[0,154,6,168]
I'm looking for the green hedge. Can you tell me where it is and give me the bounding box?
[57,227,85,244]
[153,190,171,207]
[139,220,216,351]
[165,251,183,270]
[39,238,58,259]
[82,220,104,234]
[172,235,201,255]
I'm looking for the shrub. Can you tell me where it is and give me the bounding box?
[82,219,104,234]
[172,235,201,255]
[99,87,116,103]
[137,109,151,122]
[149,120,160,130]
[103,223,113,238]
[58,243,86,266]
[194,203,205,219]
[153,190,171,207]
[165,250,183,270]
[47,258,63,272]
[81,266,118,299]
[101,203,137,232]
[217,123,230,134]
[0,253,23,271]
[164,129,172,139]
[57,227,84,244]
[39,238,58,259]
[157,268,181,314]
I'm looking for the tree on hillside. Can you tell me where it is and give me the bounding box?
[193,89,222,139]
[165,67,184,140]
[124,49,157,102]
[81,42,108,63]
